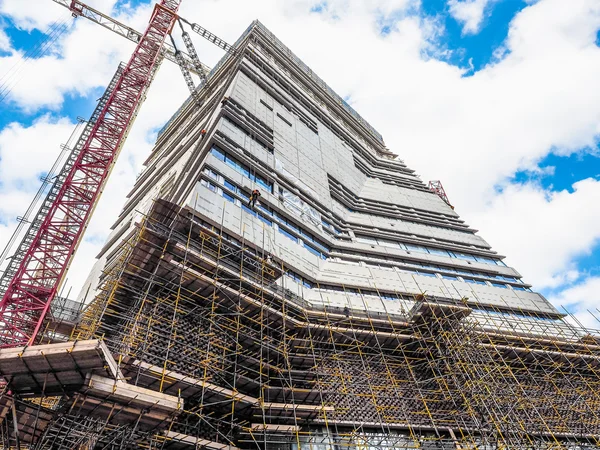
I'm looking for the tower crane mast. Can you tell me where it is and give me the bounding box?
[0,0,182,348]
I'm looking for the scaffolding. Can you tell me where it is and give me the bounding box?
[1,198,600,449]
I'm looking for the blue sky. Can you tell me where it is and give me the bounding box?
[1,0,600,325]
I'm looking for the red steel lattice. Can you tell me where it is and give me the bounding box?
[428,180,453,209]
[0,0,181,348]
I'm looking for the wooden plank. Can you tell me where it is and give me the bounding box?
[84,374,183,413]
[0,340,122,396]
[164,431,240,450]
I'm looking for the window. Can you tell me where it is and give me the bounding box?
[223,191,235,203]
[454,252,477,262]
[428,247,450,257]
[278,227,298,242]
[357,236,377,245]
[257,215,272,226]
[417,271,437,278]
[211,145,272,192]
[254,173,273,191]
[260,99,273,111]
[304,242,321,257]
[206,168,218,179]
[285,270,313,289]
[475,256,499,265]
[512,286,527,291]
[454,268,473,276]
[311,240,331,253]
[257,204,272,216]
[378,239,398,248]
[242,204,257,217]
[442,275,458,281]
[286,221,300,233]
[274,212,300,232]
[464,278,486,285]
[491,282,507,289]
[405,243,428,253]
[277,112,292,126]
[224,179,237,193]
[200,179,217,192]
[211,146,225,161]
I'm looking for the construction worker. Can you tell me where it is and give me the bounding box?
[248,189,261,208]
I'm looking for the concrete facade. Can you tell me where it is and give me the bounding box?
[82,20,559,333]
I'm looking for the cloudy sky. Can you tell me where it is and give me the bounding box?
[0,0,599,324]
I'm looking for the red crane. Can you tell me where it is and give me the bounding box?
[0,0,182,348]
[428,180,454,209]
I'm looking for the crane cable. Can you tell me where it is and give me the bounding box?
[0,118,86,274]
[0,14,71,105]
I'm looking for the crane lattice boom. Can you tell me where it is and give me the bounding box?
[0,0,182,348]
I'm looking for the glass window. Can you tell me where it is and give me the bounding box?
[418,271,437,278]
[201,179,217,192]
[304,243,322,258]
[205,168,218,179]
[357,236,377,245]
[464,278,486,285]
[491,282,507,289]
[303,280,313,289]
[405,243,428,253]
[454,252,477,262]
[278,227,298,242]
[256,204,272,216]
[257,215,272,226]
[211,146,225,161]
[378,239,398,248]
[224,179,237,192]
[428,247,450,257]
[285,220,299,232]
[301,229,314,241]
[312,240,330,253]
[253,173,273,192]
[286,271,301,282]
[242,204,257,217]
[222,191,235,203]
[512,286,527,291]
[475,256,498,265]
[442,275,458,281]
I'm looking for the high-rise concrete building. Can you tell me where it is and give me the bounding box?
[2,20,599,450]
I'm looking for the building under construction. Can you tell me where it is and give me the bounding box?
[1,7,600,450]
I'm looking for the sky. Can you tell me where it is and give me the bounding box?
[0,0,599,326]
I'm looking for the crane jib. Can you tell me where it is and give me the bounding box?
[0,0,182,348]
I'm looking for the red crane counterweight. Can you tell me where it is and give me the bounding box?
[0,0,182,348]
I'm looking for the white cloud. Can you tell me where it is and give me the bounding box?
[0,28,10,52]
[548,277,600,331]
[448,0,495,35]
[0,114,75,190]
[0,0,118,31]
[469,179,600,289]
[0,0,599,315]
